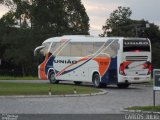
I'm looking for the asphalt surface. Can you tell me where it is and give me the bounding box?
[0,80,160,120]
[0,114,130,120]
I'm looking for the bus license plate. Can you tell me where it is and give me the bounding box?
[134,77,139,80]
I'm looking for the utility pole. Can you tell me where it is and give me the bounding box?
[134,23,150,37]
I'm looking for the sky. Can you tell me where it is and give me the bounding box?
[0,0,160,36]
[81,0,160,36]
[0,5,8,18]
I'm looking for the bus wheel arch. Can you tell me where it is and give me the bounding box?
[48,70,59,84]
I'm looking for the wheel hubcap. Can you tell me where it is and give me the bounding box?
[94,75,99,86]
[50,74,55,82]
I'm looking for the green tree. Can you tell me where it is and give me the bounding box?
[101,6,132,37]
[101,6,160,68]
[31,0,89,35]
[0,0,89,76]
[152,42,160,67]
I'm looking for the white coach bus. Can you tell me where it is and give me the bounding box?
[34,35,152,88]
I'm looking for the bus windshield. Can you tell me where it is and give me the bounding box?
[34,42,51,65]
[34,47,46,65]
[123,39,150,52]
[38,52,45,65]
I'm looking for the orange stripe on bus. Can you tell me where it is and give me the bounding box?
[93,57,111,77]
[39,54,49,80]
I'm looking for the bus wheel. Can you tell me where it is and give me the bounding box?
[117,83,130,88]
[74,81,82,85]
[100,83,107,88]
[48,71,59,84]
[93,73,101,88]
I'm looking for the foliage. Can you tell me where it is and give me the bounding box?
[31,0,89,35]
[0,0,89,76]
[101,6,160,68]
[101,6,132,37]
[152,42,160,68]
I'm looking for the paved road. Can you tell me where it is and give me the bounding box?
[0,114,129,120]
[0,82,159,114]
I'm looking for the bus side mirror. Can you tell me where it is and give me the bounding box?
[34,46,45,56]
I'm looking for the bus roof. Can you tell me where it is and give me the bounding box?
[42,35,148,44]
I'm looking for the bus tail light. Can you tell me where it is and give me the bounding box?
[119,63,126,76]
[147,64,152,75]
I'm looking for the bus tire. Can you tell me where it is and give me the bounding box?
[117,83,130,88]
[100,83,107,88]
[92,73,101,88]
[48,71,59,84]
[74,81,82,85]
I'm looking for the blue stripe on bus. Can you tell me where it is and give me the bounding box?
[45,56,55,74]
[101,57,118,84]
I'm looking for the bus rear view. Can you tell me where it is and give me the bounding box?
[118,38,152,88]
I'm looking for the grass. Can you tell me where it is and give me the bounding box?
[145,79,153,85]
[0,82,100,96]
[0,76,39,80]
[127,106,160,112]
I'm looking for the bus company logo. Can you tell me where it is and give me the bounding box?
[54,59,78,64]
[124,41,149,45]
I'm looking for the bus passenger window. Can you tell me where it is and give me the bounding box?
[58,43,71,56]
[105,42,119,58]
[93,42,104,53]
[50,42,61,55]
[71,43,82,57]
[82,43,94,56]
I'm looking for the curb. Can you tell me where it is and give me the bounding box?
[0,89,107,98]
[131,84,152,87]
[121,108,160,115]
